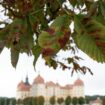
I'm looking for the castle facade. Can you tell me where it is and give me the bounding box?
[16,74,85,101]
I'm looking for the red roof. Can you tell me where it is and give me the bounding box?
[60,86,65,89]
[90,98,102,104]
[66,84,73,89]
[46,81,55,87]
[17,80,24,87]
[60,84,73,90]
[17,81,31,91]
[74,78,84,86]
[33,75,44,84]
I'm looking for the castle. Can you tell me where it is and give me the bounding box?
[16,74,85,101]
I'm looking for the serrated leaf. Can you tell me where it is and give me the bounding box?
[45,58,58,69]
[10,18,34,53]
[28,14,38,32]
[5,18,34,67]
[11,46,20,68]
[74,15,105,63]
[51,14,70,29]
[38,14,71,58]
[32,45,41,68]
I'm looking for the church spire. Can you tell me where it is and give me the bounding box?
[25,75,30,85]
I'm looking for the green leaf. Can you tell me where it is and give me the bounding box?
[51,14,70,29]
[11,46,20,68]
[70,0,77,7]
[10,18,34,53]
[74,15,105,63]
[57,0,66,4]
[0,41,5,53]
[100,1,105,19]
[38,14,71,58]
[28,14,38,32]
[85,1,93,11]
[95,15,105,26]
[47,0,60,12]
[0,26,10,40]
[32,44,41,68]
[38,14,71,65]
[87,2,98,16]
[77,0,84,7]
[45,58,58,69]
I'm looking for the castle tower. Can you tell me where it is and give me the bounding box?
[72,78,85,98]
[30,74,46,97]
[16,75,31,100]
[25,75,30,85]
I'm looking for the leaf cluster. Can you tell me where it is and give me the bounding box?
[0,0,105,75]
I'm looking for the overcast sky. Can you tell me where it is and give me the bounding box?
[0,48,105,97]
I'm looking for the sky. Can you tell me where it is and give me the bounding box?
[0,48,105,98]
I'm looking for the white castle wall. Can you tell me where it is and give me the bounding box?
[16,76,85,100]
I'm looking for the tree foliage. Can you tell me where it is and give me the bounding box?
[10,98,16,105]
[0,0,105,74]
[78,97,85,105]
[72,97,78,105]
[32,97,38,105]
[49,96,56,105]
[0,97,16,105]
[23,97,32,105]
[57,97,64,105]
[65,96,71,105]
[102,98,105,105]
[38,96,45,105]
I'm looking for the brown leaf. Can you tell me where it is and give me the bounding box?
[42,48,55,57]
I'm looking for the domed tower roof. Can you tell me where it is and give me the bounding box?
[74,78,84,86]
[33,75,44,84]
[17,80,31,91]
[46,81,55,87]
[17,80,24,88]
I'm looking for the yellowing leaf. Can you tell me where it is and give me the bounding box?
[38,14,71,66]
[74,15,105,62]
[38,14,71,58]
